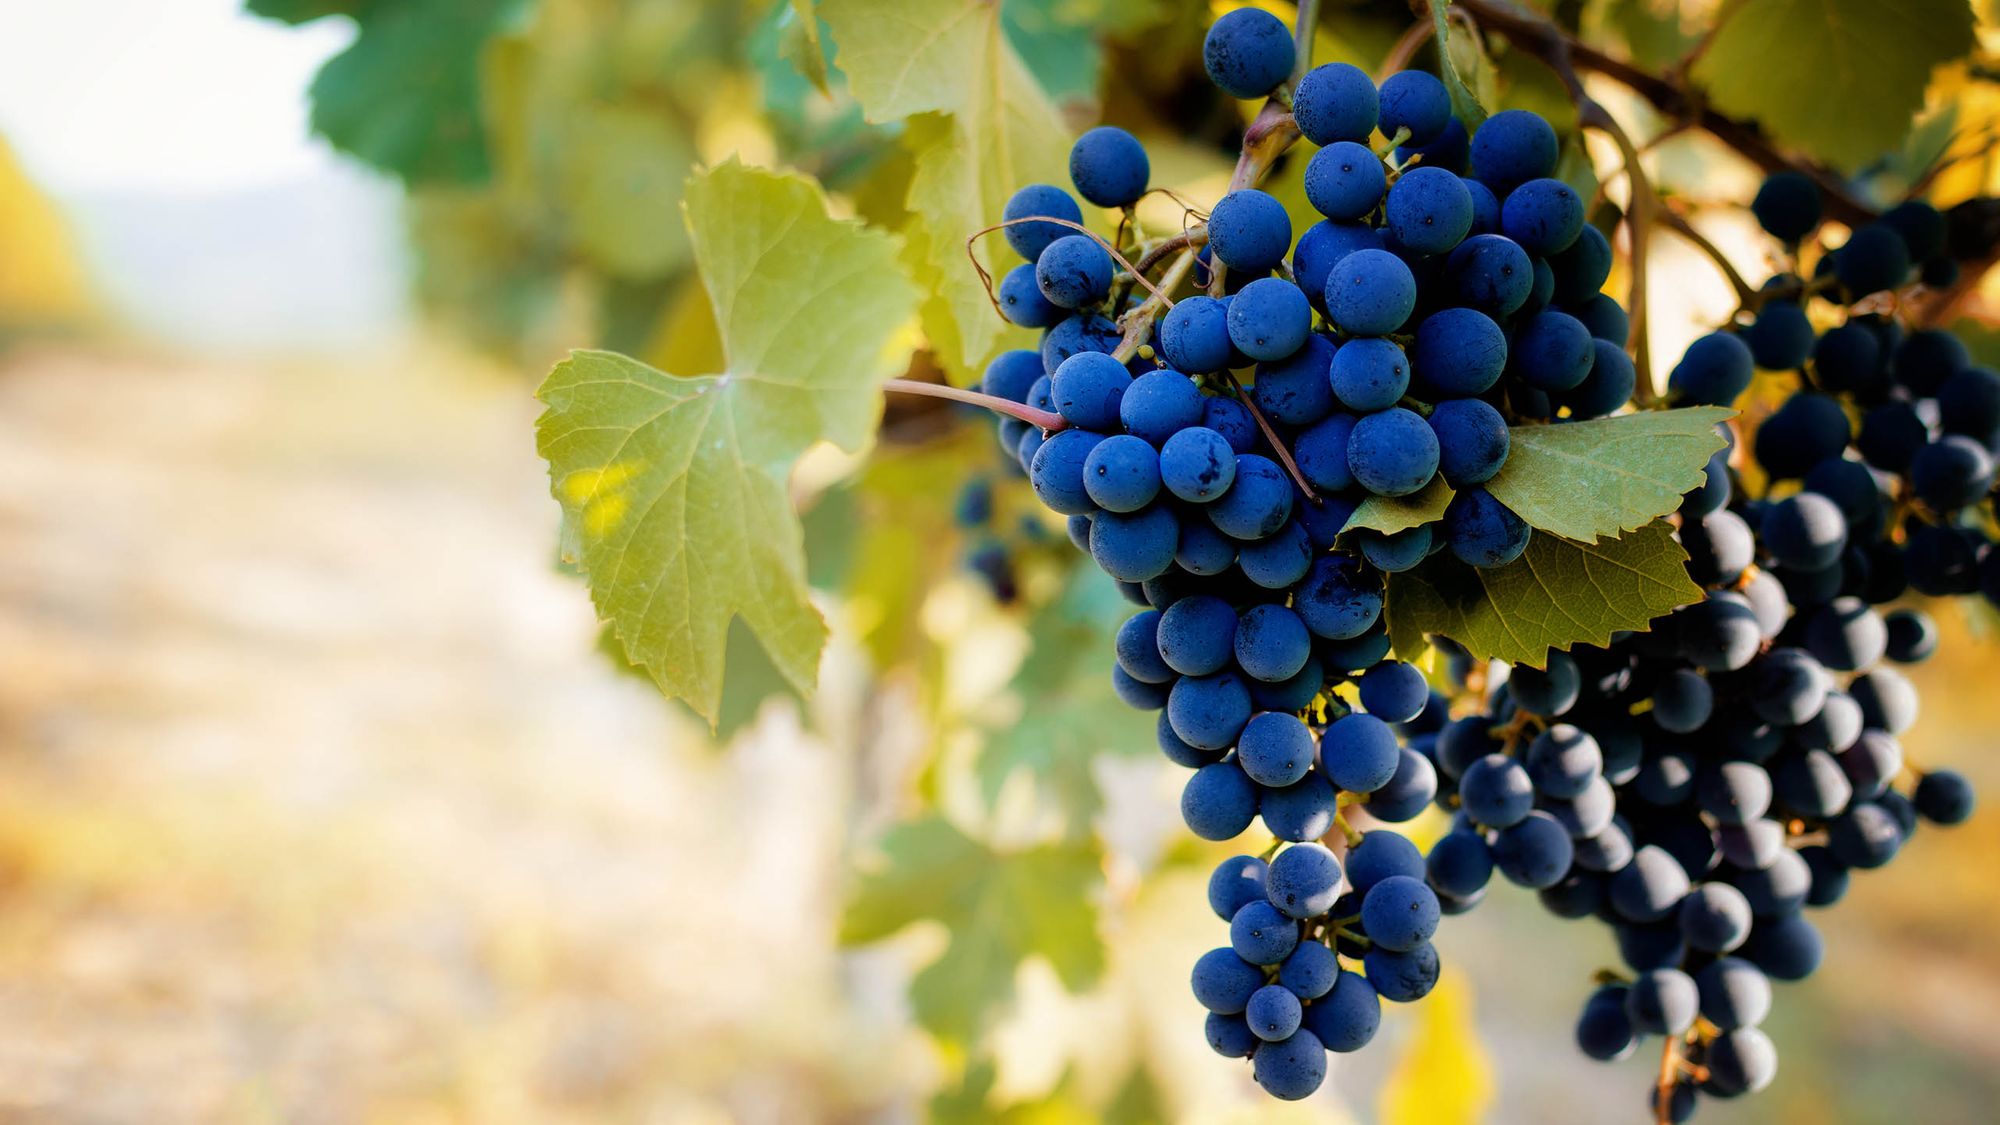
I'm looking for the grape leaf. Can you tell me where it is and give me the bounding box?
[535,160,917,724]
[244,0,371,22]
[1345,477,1456,539]
[558,105,697,280]
[1692,0,1975,172]
[296,0,527,185]
[1385,522,1701,668]
[1427,0,1490,131]
[976,570,1144,828]
[841,818,1105,1044]
[781,0,831,96]
[820,0,1071,374]
[1483,407,1732,544]
[1378,970,1495,1125]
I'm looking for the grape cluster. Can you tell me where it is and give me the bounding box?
[966,6,1653,1100]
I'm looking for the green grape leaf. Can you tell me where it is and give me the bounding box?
[1345,477,1456,540]
[300,0,526,185]
[841,818,1105,1044]
[1385,522,1701,668]
[1692,0,1975,172]
[535,160,917,724]
[1428,0,1490,131]
[977,570,1145,828]
[1483,407,1732,543]
[558,105,697,280]
[781,0,831,96]
[245,0,372,23]
[1001,0,1103,102]
[820,0,1071,374]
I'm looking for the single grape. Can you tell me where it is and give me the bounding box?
[1239,711,1317,787]
[1304,140,1387,220]
[1750,170,1821,241]
[1251,1029,1327,1100]
[1384,165,1474,255]
[1361,875,1441,952]
[1170,673,1255,752]
[1246,983,1304,1041]
[1327,248,1418,335]
[1363,941,1440,1003]
[1158,426,1237,502]
[1577,984,1637,1061]
[1210,454,1296,539]
[1377,70,1450,145]
[1035,234,1112,309]
[1227,277,1313,361]
[1159,295,1234,373]
[1347,407,1440,497]
[1303,971,1381,1052]
[1208,189,1293,274]
[1251,334,1336,425]
[1002,183,1083,260]
[1492,811,1576,888]
[1068,125,1149,208]
[1293,61,1379,144]
[1203,7,1294,99]
[1445,233,1534,316]
[1500,177,1584,255]
[1192,946,1265,1014]
[1469,109,1559,190]
[1625,967,1699,1036]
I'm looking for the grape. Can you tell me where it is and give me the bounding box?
[1159,295,1234,373]
[1800,845,1850,907]
[1460,753,1534,828]
[1827,800,1903,869]
[1771,749,1853,819]
[1445,233,1534,315]
[1042,313,1118,374]
[1231,603,1310,682]
[1293,61,1379,144]
[1294,554,1383,639]
[1750,171,1821,241]
[1883,200,1946,259]
[1492,811,1576,888]
[1090,504,1179,581]
[1294,413,1359,492]
[1577,985,1637,1061]
[1714,819,1786,870]
[1834,223,1912,296]
[1377,70,1450,145]
[1427,829,1495,897]
[1035,234,1112,308]
[1251,1029,1327,1100]
[1210,455,1296,539]
[1264,842,1342,920]
[1328,248,1418,335]
[1279,941,1339,1001]
[1509,651,1581,716]
[1837,728,1902,797]
[1909,434,1996,509]
[1678,882,1754,952]
[998,262,1064,327]
[1610,845,1690,923]
[1205,1011,1258,1058]
[1745,299,1815,370]
[1365,748,1439,822]
[1469,109,1559,190]
[1156,595,1238,677]
[1002,183,1084,260]
[1358,526,1433,573]
[1762,493,1848,571]
[1512,309,1596,392]
[1159,426,1237,502]
[1500,177,1584,255]
[1292,220,1384,307]
[1573,292,1631,344]
[1251,334,1336,425]
[1208,189,1293,274]
[1695,956,1773,1031]
[1231,898,1302,966]
[1304,141,1387,220]
[1703,1027,1778,1097]
[1247,983,1304,1041]
[1566,340,1639,419]
[1754,392,1851,480]
[1171,672,1255,752]
[1068,125,1149,208]
[1526,723,1603,799]
[1550,223,1613,304]
[1260,772,1338,840]
[1358,661,1428,723]
[1412,306,1508,396]
[1752,647,1830,727]
[1427,398,1510,487]
[1616,921,1688,972]
[1120,369,1207,445]
[1893,327,1970,396]
[1626,967,1699,1035]
[1397,116,1469,175]
[1573,824,1635,873]
[1346,830,1425,893]
[982,350,1044,406]
[1028,428,1105,515]
[1363,941,1440,1002]
[1443,488,1532,567]
[1347,407,1440,497]
[1811,322,1886,397]
[1227,277,1313,361]
[1192,946,1265,1014]
[1938,366,2000,442]
[1361,875,1441,951]
[1801,596,1886,671]
[1239,711,1317,787]
[1384,166,1474,255]
[1319,625,1392,672]
[1203,7,1294,98]
[1320,712,1401,793]
[1914,769,1975,824]
[1849,665,1918,733]
[1304,971,1381,1051]
[1114,610,1173,685]
[1080,433,1160,512]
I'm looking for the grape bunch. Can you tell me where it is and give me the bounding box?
[964,5,1656,1100]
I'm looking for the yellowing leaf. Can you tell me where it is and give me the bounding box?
[535,160,917,723]
[841,818,1105,1044]
[821,0,1071,373]
[1347,477,1456,539]
[1483,407,1732,544]
[1386,522,1702,668]
[1692,0,1975,172]
[1379,969,1494,1125]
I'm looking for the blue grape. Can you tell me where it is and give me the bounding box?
[1572,292,1630,344]
[1365,748,1438,822]
[1115,609,1173,684]
[1252,334,1336,425]
[1208,189,1293,274]
[1304,141,1386,221]
[1251,1029,1327,1100]
[1210,454,1295,539]
[1426,829,1495,897]
[1303,971,1381,1052]
[1492,811,1574,888]
[1227,277,1313,361]
[1204,395,1260,452]
[1512,310,1595,392]
[998,262,1063,327]
[1360,875,1440,952]
[1327,248,1417,335]
[1429,397,1509,487]
[1295,554,1383,639]
[1678,882,1753,953]
[1608,845,1689,923]
[1834,223,1911,296]
[1526,724,1603,799]
[1704,1028,1779,1097]
[1279,941,1339,1000]
[1363,941,1440,1003]
[1192,946,1265,1013]
[1358,661,1428,723]
[1267,841,1343,919]
[1812,322,1886,397]
[1083,434,1161,513]
[1347,407,1439,497]
[1741,912,1823,981]
[1202,7,1294,98]
[1359,526,1432,573]
[1463,176,1502,235]
[1294,412,1359,492]
[1695,957,1772,1030]
[1330,337,1411,412]
[1231,899,1301,965]
[1182,761,1260,839]
[1565,339,1637,418]
[1169,671,1254,750]
[1250,655,1327,713]
[1159,295,1234,373]
[1500,177,1584,255]
[1443,487,1530,567]
[1460,753,1535,828]
[1176,519,1238,575]
[1028,428,1104,515]
[1412,307,1507,396]
[1469,109,1559,190]
[1293,220,1384,307]
[1750,170,1821,241]
[1068,125,1149,208]
[1051,351,1130,430]
[1625,967,1699,1036]
[1204,1011,1258,1058]
[1261,772,1339,840]
[1397,116,1469,175]
[1347,828,1424,894]
[1321,712,1400,793]
[1893,328,1969,397]
[1235,603,1312,682]
[1377,70,1450,145]
[1247,983,1304,1041]
[1239,711,1317,787]
[1240,522,1315,589]
[1035,234,1111,309]
[1090,505,1179,582]
[1550,223,1613,304]
[1002,183,1083,260]
[1040,311,1118,374]
[1294,62,1379,144]
[1157,594,1238,677]
[1910,435,1996,509]
[1577,985,1636,1061]
[1120,369,1206,445]
[1384,166,1474,255]
[1446,233,1533,315]
[1209,854,1271,920]
[1914,769,1975,824]
[1938,366,2000,442]
[982,349,1043,404]
[1746,299,1814,369]
[1159,426,1237,502]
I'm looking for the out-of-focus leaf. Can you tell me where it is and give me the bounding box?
[820,0,1072,373]
[244,0,372,24]
[1585,0,1699,72]
[841,817,1105,1044]
[781,0,830,95]
[1483,407,1732,544]
[558,105,696,280]
[535,160,917,723]
[0,136,93,328]
[302,0,529,185]
[1428,0,1490,131]
[1002,0,1103,103]
[1692,0,1976,172]
[1378,969,1494,1125]
[1386,522,1701,668]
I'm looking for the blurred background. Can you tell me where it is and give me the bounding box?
[1,1,1997,1122]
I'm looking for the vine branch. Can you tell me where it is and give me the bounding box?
[1658,205,1758,312]
[881,378,1068,432]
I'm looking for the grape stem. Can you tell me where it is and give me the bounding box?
[1653,1034,1683,1125]
[1291,0,1323,84]
[1225,370,1324,503]
[1658,205,1760,313]
[881,378,1068,432]
[964,216,1179,317]
[1451,0,1877,227]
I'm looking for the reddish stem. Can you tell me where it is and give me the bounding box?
[882,378,1067,432]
